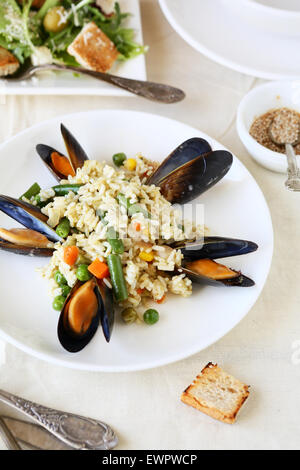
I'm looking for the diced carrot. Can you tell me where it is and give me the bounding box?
[51,152,75,177]
[88,258,110,279]
[137,288,145,295]
[135,222,141,232]
[63,246,79,266]
[156,295,166,304]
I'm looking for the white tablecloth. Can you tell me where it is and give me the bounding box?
[0,0,299,451]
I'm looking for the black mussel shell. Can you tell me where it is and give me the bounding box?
[172,237,258,261]
[155,150,233,204]
[0,239,54,257]
[97,279,115,343]
[58,280,101,353]
[36,144,70,181]
[0,195,62,243]
[61,124,89,171]
[147,138,212,186]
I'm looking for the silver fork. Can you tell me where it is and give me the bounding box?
[3,62,185,103]
[0,389,118,450]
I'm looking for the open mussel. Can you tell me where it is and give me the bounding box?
[58,277,114,353]
[171,236,258,261]
[147,138,233,204]
[0,195,61,256]
[169,236,257,287]
[36,124,89,181]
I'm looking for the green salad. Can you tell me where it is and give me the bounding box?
[0,0,147,70]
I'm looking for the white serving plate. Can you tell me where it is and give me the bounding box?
[158,0,300,80]
[0,110,273,372]
[237,80,300,173]
[0,0,146,96]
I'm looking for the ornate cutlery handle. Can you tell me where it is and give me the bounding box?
[0,389,118,450]
[32,64,185,103]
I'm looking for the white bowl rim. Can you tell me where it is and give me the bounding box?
[237,0,300,17]
[237,80,297,164]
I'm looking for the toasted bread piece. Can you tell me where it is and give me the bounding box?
[181,363,250,424]
[67,22,118,73]
[0,47,20,77]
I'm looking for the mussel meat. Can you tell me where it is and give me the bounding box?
[181,259,255,287]
[57,277,114,352]
[0,228,54,256]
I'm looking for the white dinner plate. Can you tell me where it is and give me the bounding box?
[0,110,273,372]
[0,0,146,96]
[158,0,300,80]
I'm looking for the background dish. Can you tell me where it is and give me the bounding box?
[159,0,300,80]
[0,0,146,97]
[0,110,273,372]
[237,80,300,173]
[223,0,300,36]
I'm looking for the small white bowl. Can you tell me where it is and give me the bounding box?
[237,80,300,173]
[222,0,300,37]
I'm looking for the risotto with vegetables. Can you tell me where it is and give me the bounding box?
[0,124,257,352]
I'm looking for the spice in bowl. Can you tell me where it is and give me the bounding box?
[250,108,300,154]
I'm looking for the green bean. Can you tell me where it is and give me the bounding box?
[20,182,41,201]
[52,184,83,196]
[128,203,151,219]
[107,254,128,302]
[56,217,71,238]
[106,227,124,255]
[113,153,127,167]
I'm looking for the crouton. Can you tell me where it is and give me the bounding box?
[0,47,20,77]
[67,22,118,73]
[181,363,250,424]
[95,0,116,15]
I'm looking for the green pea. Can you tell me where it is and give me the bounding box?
[52,295,66,311]
[113,153,127,167]
[54,271,67,286]
[121,307,138,324]
[56,217,71,238]
[76,264,91,282]
[143,309,159,325]
[61,285,71,298]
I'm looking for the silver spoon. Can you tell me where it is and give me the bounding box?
[269,110,300,191]
[4,62,185,104]
[0,389,118,450]
[0,416,21,450]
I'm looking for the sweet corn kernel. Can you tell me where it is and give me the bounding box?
[139,251,154,262]
[125,158,137,171]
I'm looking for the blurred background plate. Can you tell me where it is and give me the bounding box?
[159,0,300,80]
[0,0,146,97]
